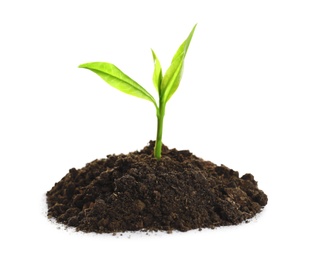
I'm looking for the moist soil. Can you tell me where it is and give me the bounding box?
[46,141,268,233]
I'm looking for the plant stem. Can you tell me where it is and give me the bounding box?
[154,101,165,159]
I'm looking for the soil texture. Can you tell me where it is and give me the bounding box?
[46,141,268,233]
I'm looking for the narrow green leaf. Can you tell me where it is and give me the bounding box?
[161,24,197,103]
[151,49,162,94]
[79,62,157,108]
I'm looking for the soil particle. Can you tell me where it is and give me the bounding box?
[46,141,268,233]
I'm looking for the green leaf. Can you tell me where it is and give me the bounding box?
[151,49,162,94]
[161,24,197,103]
[79,62,157,108]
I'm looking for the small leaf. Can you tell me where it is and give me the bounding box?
[161,24,197,103]
[79,62,157,108]
[151,49,162,94]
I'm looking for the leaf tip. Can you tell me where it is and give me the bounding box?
[151,49,156,59]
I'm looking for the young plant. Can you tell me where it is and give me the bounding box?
[79,24,196,159]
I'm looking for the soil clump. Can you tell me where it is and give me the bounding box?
[46,141,268,233]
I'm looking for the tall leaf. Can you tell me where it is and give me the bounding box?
[161,24,197,103]
[79,62,157,108]
[151,49,162,94]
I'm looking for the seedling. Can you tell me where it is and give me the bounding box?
[79,24,196,159]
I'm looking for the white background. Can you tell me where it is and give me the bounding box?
[1,0,310,259]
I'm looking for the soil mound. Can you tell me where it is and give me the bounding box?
[46,141,268,233]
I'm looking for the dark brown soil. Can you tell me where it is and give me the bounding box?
[46,141,268,233]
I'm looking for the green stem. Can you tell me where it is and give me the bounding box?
[154,101,165,159]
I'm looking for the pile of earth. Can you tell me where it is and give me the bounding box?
[46,141,268,233]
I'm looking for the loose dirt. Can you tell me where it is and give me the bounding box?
[46,141,267,233]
